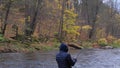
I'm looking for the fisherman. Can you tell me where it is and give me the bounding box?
[56,43,77,68]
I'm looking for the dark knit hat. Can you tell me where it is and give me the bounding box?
[59,43,68,52]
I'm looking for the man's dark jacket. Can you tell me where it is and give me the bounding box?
[56,43,77,68]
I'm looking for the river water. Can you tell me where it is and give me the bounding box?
[0,49,120,68]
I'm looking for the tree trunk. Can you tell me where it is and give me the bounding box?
[29,0,41,35]
[2,0,12,36]
[81,0,102,40]
[25,0,42,36]
[58,0,66,42]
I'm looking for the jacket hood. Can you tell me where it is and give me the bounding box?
[59,43,68,52]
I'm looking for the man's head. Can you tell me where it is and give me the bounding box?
[59,43,68,52]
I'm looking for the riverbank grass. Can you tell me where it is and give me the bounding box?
[0,41,60,53]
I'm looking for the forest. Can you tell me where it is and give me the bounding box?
[0,0,120,52]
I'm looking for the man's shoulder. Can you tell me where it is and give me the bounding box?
[56,51,70,57]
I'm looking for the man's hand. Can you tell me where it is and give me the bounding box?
[73,58,77,62]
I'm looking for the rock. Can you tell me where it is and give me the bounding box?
[105,46,114,49]
[101,46,114,49]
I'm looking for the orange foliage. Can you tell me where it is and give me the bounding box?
[106,35,116,43]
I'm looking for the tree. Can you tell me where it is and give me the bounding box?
[2,0,13,36]
[63,9,80,42]
[58,0,66,42]
[24,0,43,36]
[81,0,102,40]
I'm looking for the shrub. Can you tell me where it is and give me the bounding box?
[82,41,93,48]
[114,39,120,45]
[0,34,7,42]
[0,37,4,41]
[53,42,60,48]
[112,39,120,48]
[98,38,108,47]
[107,35,116,43]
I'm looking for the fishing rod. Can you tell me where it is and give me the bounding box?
[74,50,81,59]
[73,50,81,68]
[67,43,82,59]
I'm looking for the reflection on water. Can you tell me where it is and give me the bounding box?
[1,49,120,68]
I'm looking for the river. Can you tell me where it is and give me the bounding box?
[0,48,120,68]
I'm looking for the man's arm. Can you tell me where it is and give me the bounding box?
[67,54,77,66]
